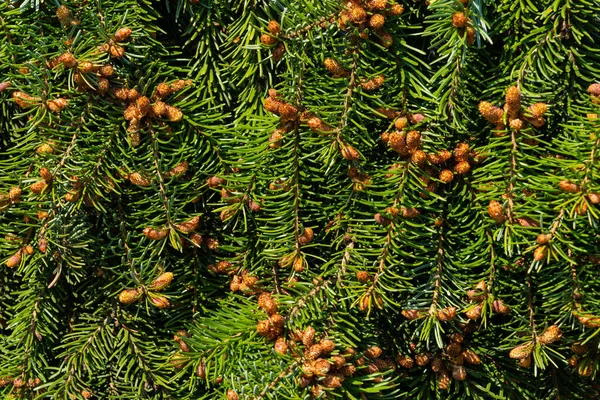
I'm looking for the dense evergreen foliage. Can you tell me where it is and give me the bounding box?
[0,0,599,398]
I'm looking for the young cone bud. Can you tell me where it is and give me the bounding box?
[509,342,534,360]
[149,272,174,291]
[538,325,562,345]
[118,288,142,304]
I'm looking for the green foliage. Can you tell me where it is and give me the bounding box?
[0,0,599,399]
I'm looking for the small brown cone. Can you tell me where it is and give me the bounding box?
[509,341,534,360]
[452,365,467,381]
[487,200,506,223]
[505,86,521,114]
[114,27,132,42]
[462,349,481,365]
[118,288,142,304]
[150,295,170,309]
[437,306,457,321]
[492,299,510,315]
[533,245,548,261]
[465,303,483,320]
[478,101,503,124]
[538,325,562,345]
[439,169,454,183]
[268,20,281,35]
[149,272,174,291]
[143,227,169,240]
[558,180,580,193]
[518,355,532,368]
[438,369,451,390]
[6,250,22,268]
[369,14,385,29]
[451,12,467,28]
[528,102,548,118]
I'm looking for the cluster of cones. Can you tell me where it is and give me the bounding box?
[396,330,481,390]
[450,5,476,45]
[479,85,548,135]
[568,341,596,377]
[12,90,67,113]
[119,80,189,145]
[509,325,562,368]
[118,271,174,309]
[277,227,314,273]
[382,114,480,196]
[259,20,286,62]
[338,0,404,47]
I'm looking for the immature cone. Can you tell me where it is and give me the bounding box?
[411,150,426,167]
[401,309,422,320]
[118,288,142,304]
[492,299,510,315]
[462,349,481,365]
[588,83,600,96]
[538,325,562,345]
[349,5,367,24]
[509,118,523,131]
[302,326,316,347]
[260,34,277,45]
[505,86,521,113]
[110,45,125,58]
[488,200,506,223]
[437,306,457,321]
[369,14,385,29]
[114,27,132,42]
[47,98,68,113]
[174,216,200,233]
[389,4,404,15]
[6,250,22,268]
[509,341,534,360]
[528,102,548,118]
[435,169,452,184]
[30,180,48,194]
[466,27,475,45]
[149,272,174,291]
[298,227,314,246]
[9,186,22,202]
[533,245,548,261]
[455,161,470,175]
[394,117,408,130]
[365,346,383,359]
[397,355,414,369]
[587,193,600,204]
[465,303,483,320]
[438,370,451,390]
[340,144,360,160]
[536,234,552,245]
[405,130,421,149]
[571,342,589,355]
[99,64,114,77]
[368,0,387,10]
[558,180,580,193]
[127,172,151,186]
[150,295,170,309]
[268,20,281,35]
[37,143,53,154]
[324,58,348,77]
[274,337,288,355]
[356,271,371,283]
[143,227,169,240]
[452,365,467,381]
[452,12,467,28]
[226,390,238,400]
[361,75,385,91]
[518,355,532,368]
[58,52,77,68]
[478,101,503,124]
